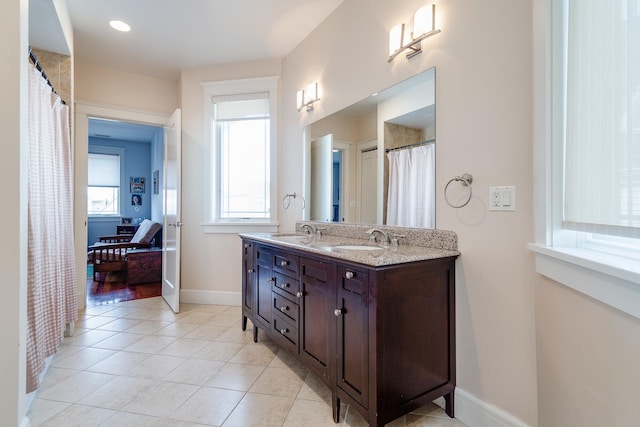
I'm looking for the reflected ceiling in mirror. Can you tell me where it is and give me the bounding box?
[303,68,436,228]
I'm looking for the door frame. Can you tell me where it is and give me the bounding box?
[75,103,171,310]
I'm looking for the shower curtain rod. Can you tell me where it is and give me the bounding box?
[28,47,66,105]
[385,138,435,153]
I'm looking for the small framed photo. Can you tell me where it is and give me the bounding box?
[130,176,145,193]
[121,217,133,224]
[131,194,142,206]
[153,170,159,195]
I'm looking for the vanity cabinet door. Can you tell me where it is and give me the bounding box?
[336,265,369,408]
[299,257,334,381]
[254,245,274,329]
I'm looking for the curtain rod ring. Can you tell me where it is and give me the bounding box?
[444,173,473,208]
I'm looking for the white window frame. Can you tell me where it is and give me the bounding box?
[87,145,126,220]
[530,0,640,319]
[201,76,279,234]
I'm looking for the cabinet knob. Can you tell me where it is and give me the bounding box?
[334,308,343,317]
[280,283,289,289]
[279,328,289,335]
[244,243,250,248]
[296,291,303,298]
[345,271,354,279]
[280,305,289,312]
[267,277,275,282]
[280,260,289,267]
[247,269,254,274]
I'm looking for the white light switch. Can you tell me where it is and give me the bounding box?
[489,186,516,211]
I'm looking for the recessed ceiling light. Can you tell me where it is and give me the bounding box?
[109,20,131,32]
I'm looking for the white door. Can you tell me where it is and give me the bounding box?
[162,109,181,313]
[359,147,378,224]
[310,134,333,222]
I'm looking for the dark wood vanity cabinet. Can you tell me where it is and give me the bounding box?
[241,238,457,427]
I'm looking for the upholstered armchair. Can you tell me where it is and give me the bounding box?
[88,219,162,282]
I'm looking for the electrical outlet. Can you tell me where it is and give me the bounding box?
[489,186,516,211]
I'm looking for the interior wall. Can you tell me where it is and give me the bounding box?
[281,0,537,425]
[1,1,28,424]
[31,48,71,105]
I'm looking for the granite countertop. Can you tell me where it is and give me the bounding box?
[239,230,460,267]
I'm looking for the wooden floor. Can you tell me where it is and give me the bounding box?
[87,271,161,307]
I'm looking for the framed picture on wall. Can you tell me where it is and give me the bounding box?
[131,194,142,206]
[130,176,145,193]
[153,170,159,194]
[121,217,132,224]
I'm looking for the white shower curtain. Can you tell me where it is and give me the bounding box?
[386,144,435,228]
[26,62,77,393]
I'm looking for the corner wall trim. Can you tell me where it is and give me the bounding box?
[179,289,241,306]
[451,388,530,427]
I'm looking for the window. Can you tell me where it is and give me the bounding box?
[203,77,278,232]
[87,149,124,216]
[531,0,640,319]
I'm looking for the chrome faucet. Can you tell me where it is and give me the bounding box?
[365,228,390,246]
[300,223,317,236]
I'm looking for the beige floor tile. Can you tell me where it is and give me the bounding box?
[123,381,199,418]
[147,310,180,322]
[91,332,146,351]
[169,386,244,426]
[158,338,210,358]
[86,350,151,376]
[268,348,307,371]
[249,366,307,398]
[193,340,243,361]
[159,421,210,427]
[214,326,256,344]
[50,345,85,363]
[127,320,173,334]
[123,308,164,320]
[127,354,186,380]
[84,305,121,316]
[163,358,225,385]
[78,376,156,410]
[205,362,265,391]
[75,316,118,330]
[124,335,177,354]
[283,398,342,426]
[26,398,70,426]
[221,392,294,427]
[405,413,466,426]
[96,317,145,332]
[174,311,215,324]
[297,372,332,403]
[228,342,278,366]
[205,310,242,327]
[39,404,115,427]
[103,307,144,318]
[155,322,200,338]
[99,411,165,427]
[62,329,117,347]
[36,371,116,403]
[37,367,81,390]
[183,324,228,340]
[50,347,116,371]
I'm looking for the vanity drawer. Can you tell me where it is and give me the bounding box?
[273,250,299,277]
[272,313,298,352]
[273,292,299,324]
[272,271,300,299]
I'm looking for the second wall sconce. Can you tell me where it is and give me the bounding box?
[297,82,320,112]
[388,4,440,63]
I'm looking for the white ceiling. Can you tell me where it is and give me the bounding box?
[30,0,344,80]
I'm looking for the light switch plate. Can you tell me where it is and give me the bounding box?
[489,186,516,211]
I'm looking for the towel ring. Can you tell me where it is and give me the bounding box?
[444,173,473,208]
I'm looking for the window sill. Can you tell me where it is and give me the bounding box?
[528,243,640,319]
[202,222,279,234]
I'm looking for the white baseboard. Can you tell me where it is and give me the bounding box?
[445,388,529,427]
[180,289,241,306]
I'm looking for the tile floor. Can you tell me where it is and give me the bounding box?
[27,297,468,427]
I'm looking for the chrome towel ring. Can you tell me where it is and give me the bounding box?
[444,173,473,208]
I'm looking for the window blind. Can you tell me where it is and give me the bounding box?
[88,153,120,187]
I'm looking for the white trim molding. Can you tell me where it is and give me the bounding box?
[180,289,241,306]
[451,388,530,427]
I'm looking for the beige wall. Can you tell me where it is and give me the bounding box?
[31,48,72,105]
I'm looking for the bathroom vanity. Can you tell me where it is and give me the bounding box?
[240,223,459,427]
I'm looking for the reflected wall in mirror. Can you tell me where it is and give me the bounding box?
[303,67,436,227]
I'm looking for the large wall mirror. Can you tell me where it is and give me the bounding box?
[303,67,436,228]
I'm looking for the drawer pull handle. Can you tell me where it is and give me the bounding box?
[345,271,354,279]
[280,305,289,312]
[244,243,250,248]
[334,308,343,317]
[279,328,289,334]
[296,291,303,298]
[280,283,289,289]
[280,260,289,267]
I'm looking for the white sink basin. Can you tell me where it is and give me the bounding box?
[332,245,384,251]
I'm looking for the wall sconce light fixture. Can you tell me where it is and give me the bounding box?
[297,82,320,112]
[388,4,440,63]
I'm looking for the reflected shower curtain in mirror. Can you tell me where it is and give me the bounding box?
[386,144,435,228]
[26,62,77,392]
